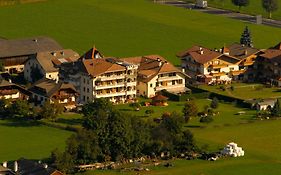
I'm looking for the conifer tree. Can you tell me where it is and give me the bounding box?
[240,26,253,47]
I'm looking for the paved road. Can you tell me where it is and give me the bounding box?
[159,0,281,28]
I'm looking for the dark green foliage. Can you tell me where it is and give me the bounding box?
[40,101,64,121]
[210,97,219,109]
[200,115,214,123]
[262,0,278,18]
[8,100,30,118]
[231,0,249,10]
[52,99,196,171]
[0,98,10,117]
[183,100,198,122]
[145,109,154,114]
[272,98,281,117]
[240,26,253,47]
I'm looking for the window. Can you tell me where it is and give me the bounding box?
[150,83,153,87]
[83,87,85,92]
[87,80,89,84]
[230,67,234,71]
[83,96,85,101]
[172,80,175,85]
[49,75,52,78]
[87,88,89,93]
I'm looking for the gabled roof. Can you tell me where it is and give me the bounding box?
[177,46,221,64]
[81,46,104,59]
[121,55,189,82]
[225,43,260,60]
[34,49,80,73]
[82,58,126,77]
[29,78,77,97]
[0,36,62,58]
[260,49,281,60]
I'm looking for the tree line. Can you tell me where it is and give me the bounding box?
[50,98,197,173]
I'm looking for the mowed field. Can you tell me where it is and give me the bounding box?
[0,0,281,65]
[187,0,281,20]
[0,120,72,162]
[199,83,281,100]
[80,99,281,175]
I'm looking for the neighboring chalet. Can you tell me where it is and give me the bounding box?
[28,78,78,109]
[24,49,79,83]
[121,55,188,97]
[253,42,281,86]
[177,44,260,84]
[0,77,30,101]
[0,36,62,74]
[78,57,138,104]
[221,43,260,81]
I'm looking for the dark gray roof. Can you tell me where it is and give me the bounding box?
[226,43,260,60]
[0,36,62,58]
[17,159,63,175]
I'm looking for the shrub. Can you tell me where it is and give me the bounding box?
[210,97,219,109]
[145,109,154,114]
[219,85,226,91]
[200,116,214,123]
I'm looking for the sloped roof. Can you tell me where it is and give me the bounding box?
[152,94,168,101]
[81,46,104,59]
[0,36,62,58]
[82,58,126,77]
[17,159,64,175]
[35,49,80,73]
[226,43,260,60]
[29,78,77,97]
[260,49,281,60]
[121,55,188,82]
[177,46,221,64]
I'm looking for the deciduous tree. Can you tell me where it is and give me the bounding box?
[262,0,278,18]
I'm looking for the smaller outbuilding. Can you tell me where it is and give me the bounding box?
[151,94,168,106]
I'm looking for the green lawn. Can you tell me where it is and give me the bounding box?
[199,83,281,100]
[0,119,73,162]
[0,0,281,65]
[185,0,281,20]
[80,100,281,175]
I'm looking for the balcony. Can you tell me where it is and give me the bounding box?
[155,84,185,92]
[95,83,125,90]
[100,74,126,81]
[95,91,126,98]
[158,76,181,82]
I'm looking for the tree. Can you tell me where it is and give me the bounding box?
[40,101,62,121]
[210,97,219,109]
[183,100,198,122]
[231,0,249,11]
[8,100,30,118]
[0,98,10,117]
[240,26,253,47]
[272,98,281,117]
[262,0,278,19]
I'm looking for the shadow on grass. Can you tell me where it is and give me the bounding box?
[56,118,83,126]
[0,118,41,127]
[185,125,204,128]
[119,108,133,112]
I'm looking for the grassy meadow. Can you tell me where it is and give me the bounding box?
[199,83,281,100]
[0,119,72,162]
[0,0,281,65]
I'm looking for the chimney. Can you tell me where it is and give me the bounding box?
[33,39,38,42]
[244,50,248,55]
[157,58,161,62]
[61,51,65,56]
[159,61,162,67]
[199,50,204,55]
[182,68,185,73]
[2,161,7,168]
[14,161,18,172]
